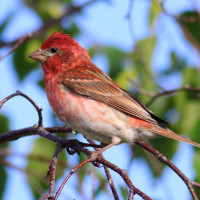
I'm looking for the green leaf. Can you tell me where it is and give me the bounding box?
[193,151,200,181]
[134,37,156,72]
[132,37,157,101]
[0,13,15,37]
[105,47,126,80]
[133,137,178,177]
[180,101,200,137]
[64,22,80,36]
[13,38,41,81]
[26,138,67,199]
[0,164,7,200]
[37,78,45,90]
[114,67,137,89]
[87,47,95,58]
[119,185,128,200]
[168,51,186,71]
[149,138,178,176]
[149,0,161,27]
[24,0,64,20]
[191,118,200,143]
[0,114,9,199]
[0,113,9,135]
[177,11,200,52]
[182,67,200,88]
[0,113,10,148]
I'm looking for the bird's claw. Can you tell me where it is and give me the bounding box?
[89,150,102,167]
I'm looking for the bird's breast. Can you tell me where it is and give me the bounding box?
[45,77,155,144]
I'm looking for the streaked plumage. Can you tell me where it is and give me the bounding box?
[28,32,200,149]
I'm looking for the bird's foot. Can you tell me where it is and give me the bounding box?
[88,150,103,167]
[89,150,102,160]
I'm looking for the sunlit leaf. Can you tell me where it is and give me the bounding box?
[177,11,200,52]
[193,151,200,182]
[182,67,200,88]
[191,118,200,144]
[24,0,64,20]
[115,67,136,89]
[13,38,41,81]
[132,37,157,101]
[149,0,161,27]
[180,101,200,137]
[105,47,126,80]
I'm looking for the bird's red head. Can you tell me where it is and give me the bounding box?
[28,31,91,76]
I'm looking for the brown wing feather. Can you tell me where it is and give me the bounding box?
[62,64,167,125]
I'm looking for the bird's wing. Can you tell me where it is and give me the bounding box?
[61,64,167,125]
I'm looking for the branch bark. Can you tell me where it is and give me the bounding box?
[1,91,200,200]
[0,0,101,60]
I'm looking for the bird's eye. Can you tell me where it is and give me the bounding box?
[50,47,58,53]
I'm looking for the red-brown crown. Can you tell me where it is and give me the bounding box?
[39,31,91,77]
[41,31,82,50]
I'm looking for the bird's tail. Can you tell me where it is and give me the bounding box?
[153,127,200,148]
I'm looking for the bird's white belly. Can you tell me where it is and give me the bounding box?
[46,82,155,144]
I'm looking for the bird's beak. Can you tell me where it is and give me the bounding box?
[28,49,46,62]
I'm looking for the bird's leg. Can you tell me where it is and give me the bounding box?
[89,137,121,160]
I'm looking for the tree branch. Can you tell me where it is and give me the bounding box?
[146,86,200,106]
[1,91,200,199]
[0,0,102,60]
[87,138,120,200]
[136,141,200,200]
[0,126,72,144]
[128,78,200,106]
[0,90,43,126]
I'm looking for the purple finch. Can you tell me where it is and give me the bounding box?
[28,32,200,151]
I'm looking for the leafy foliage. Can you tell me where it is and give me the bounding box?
[13,38,41,81]
[177,11,200,52]
[0,114,9,200]
[0,0,200,199]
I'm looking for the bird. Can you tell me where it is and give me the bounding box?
[28,31,200,153]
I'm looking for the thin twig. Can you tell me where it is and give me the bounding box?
[1,90,200,199]
[0,90,43,126]
[128,78,156,96]
[128,79,200,106]
[136,141,199,200]
[104,166,120,200]
[48,145,63,200]
[146,86,200,106]
[68,141,151,200]
[125,0,165,92]
[191,180,200,188]
[0,34,32,60]
[0,0,101,60]
[55,158,91,200]
[0,126,72,144]
[87,138,120,200]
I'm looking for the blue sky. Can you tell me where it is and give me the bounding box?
[0,0,200,199]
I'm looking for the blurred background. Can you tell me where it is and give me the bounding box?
[0,0,200,199]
